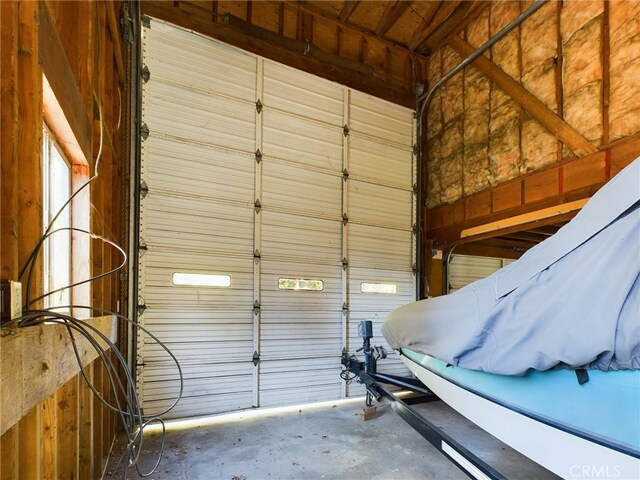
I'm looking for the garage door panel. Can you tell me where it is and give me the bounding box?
[260,359,342,407]
[144,341,253,363]
[264,62,343,126]
[143,250,253,275]
[143,371,253,401]
[262,162,342,220]
[261,311,341,324]
[349,136,412,188]
[348,224,412,269]
[350,91,415,147]
[145,391,254,419]
[261,261,342,309]
[142,194,254,254]
[144,136,254,204]
[145,22,257,103]
[348,268,415,312]
[348,180,412,229]
[263,109,342,173]
[144,81,255,153]
[262,212,341,264]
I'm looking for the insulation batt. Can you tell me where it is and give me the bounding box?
[561,2,603,154]
[609,0,640,141]
[521,1,557,171]
[383,157,640,376]
[463,9,491,194]
[489,1,521,183]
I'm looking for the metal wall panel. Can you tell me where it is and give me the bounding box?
[448,255,514,293]
[140,19,416,416]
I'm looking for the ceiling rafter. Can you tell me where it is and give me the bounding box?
[420,1,489,54]
[374,1,411,38]
[293,2,424,59]
[339,0,360,22]
[408,0,461,51]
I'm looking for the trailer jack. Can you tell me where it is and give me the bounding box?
[340,321,508,480]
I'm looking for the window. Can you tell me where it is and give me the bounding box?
[361,282,397,294]
[278,278,324,291]
[172,273,231,287]
[43,127,72,311]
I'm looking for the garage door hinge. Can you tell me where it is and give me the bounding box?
[342,258,349,270]
[142,15,151,29]
[342,169,349,181]
[255,149,262,164]
[254,249,261,259]
[253,301,261,314]
[343,124,349,137]
[342,213,349,226]
[139,239,148,252]
[412,184,418,194]
[412,264,418,275]
[141,65,151,83]
[254,199,262,213]
[137,302,147,316]
[256,99,263,113]
[122,8,135,44]
[140,180,149,199]
[342,302,349,313]
[412,224,418,235]
[252,351,260,366]
[412,144,419,155]
[140,123,149,140]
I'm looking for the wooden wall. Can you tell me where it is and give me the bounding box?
[0,1,128,478]
[422,0,640,246]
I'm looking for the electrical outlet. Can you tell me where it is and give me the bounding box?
[1,280,22,325]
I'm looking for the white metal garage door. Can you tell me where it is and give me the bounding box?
[448,255,515,293]
[138,18,416,418]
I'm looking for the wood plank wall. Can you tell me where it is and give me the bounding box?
[0,1,129,478]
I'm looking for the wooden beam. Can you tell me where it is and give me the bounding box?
[422,1,489,53]
[409,1,460,51]
[38,1,92,165]
[460,199,588,238]
[0,0,19,282]
[0,317,117,435]
[339,0,360,22]
[18,1,44,309]
[375,0,410,37]
[453,242,526,260]
[56,378,79,480]
[449,36,598,157]
[105,0,125,86]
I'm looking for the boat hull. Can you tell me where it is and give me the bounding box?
[399,350,640,479]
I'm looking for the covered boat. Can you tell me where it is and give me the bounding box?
[382,158,640,478]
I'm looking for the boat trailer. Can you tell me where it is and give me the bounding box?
[340,320,507,480]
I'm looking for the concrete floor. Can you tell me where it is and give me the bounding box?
[108,398,559,479]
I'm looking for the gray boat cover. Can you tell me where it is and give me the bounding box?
[383,157,640,375]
